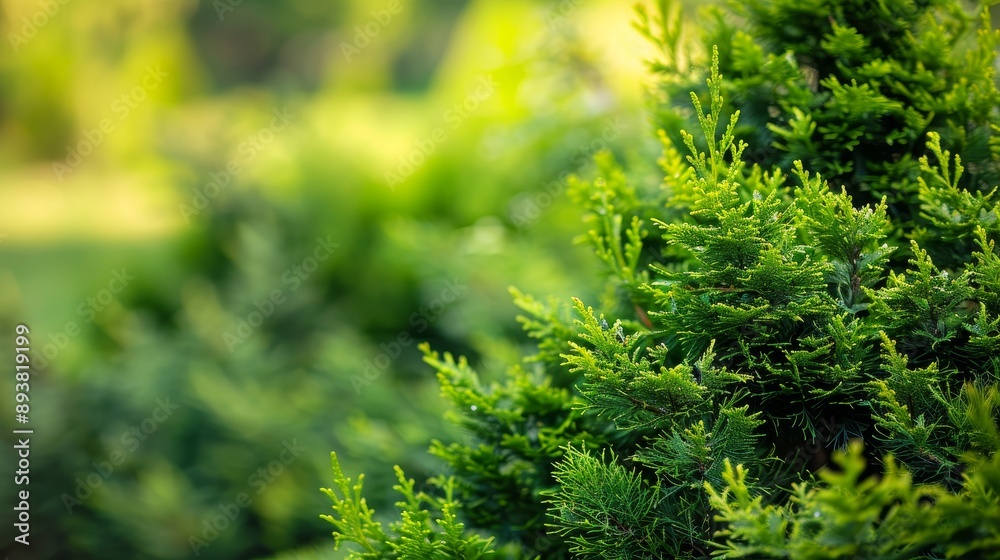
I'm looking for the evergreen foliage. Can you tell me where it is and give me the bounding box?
[642,0,1000,268]
[323,0,1000,557]
[321,452,497,559]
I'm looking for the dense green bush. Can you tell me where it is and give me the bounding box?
[646,0,1000,269]
[323,1,1000,558]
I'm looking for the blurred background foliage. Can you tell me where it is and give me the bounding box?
[0,0,671,558]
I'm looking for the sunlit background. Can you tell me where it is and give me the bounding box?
[0,1,677,558]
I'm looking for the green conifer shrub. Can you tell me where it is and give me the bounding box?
[642,0,1000,269]
[323,1,1000,558]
